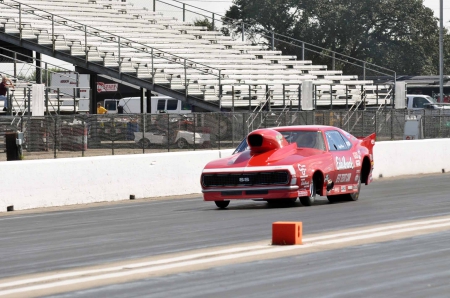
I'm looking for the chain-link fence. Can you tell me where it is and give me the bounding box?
[1,110,450,161]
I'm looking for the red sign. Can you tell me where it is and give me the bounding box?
[97,82,118,93]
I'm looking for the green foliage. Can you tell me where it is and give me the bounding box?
[226,0,449,75]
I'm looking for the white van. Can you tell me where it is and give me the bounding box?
[104,95,192,114]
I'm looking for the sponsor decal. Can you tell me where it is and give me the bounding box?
[341,186,346,192]
[333,187,340,193]
[355,160,361,167]
[301,180,309,187]
[336,173,351,183]
[297,164,307,177]
[348,185,353,190]
[355,174,359,182]
[371,139,375,144]
[97,82,118,93]
[298,190,308,197]
[352,152,361,160]
[335,157,354,170]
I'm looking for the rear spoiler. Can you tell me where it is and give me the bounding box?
[358,133,376,156]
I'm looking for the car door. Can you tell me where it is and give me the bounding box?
[325,130,356,193]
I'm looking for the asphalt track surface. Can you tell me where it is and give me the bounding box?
[1,173,450,297]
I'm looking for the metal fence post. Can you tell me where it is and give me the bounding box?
[301,42,305,60]
[111,116,115,155]
[212,13,215,30]
[241,23,245,42]
[271,32,274,51]
[118,36,121,75]
[57,88,60,114]
[82,117,85,157]
[54,116,57,159]
[19,4,22,40]
[182,3,185,22]
[153,0,156,12]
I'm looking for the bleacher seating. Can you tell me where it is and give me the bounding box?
[0,0,392,111]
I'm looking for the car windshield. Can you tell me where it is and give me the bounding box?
[233,130,326,154]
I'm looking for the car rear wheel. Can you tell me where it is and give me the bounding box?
[138,138,150,148]
[300,178,316,206]
[341,178,361,201]
[177,138,188,149]
[214,201,230,209]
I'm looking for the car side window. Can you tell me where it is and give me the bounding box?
[325,131,350,151]
[157,100,165,111]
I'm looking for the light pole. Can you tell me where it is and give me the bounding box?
[439,0,444,103]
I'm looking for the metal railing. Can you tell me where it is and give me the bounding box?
[1,110,449,161]
[0,0,224,107]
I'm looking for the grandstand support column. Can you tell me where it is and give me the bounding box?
[345,85,349,110]
[330,85,333,110]
[184,59,188,101]
[140,88,145,113]
[84,25,88,62]
[231,85,235,112]
[219,71,222,110]
[248,85,251,112]
[118,37,121,75]
[51,15,55,52]
[13,53,17,77]
[36,52,42,84]
[19,4,22,40]
[282,84,286,108]
[298,84,302,111]
[45,62,48,87]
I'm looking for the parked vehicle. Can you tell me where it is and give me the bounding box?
[104,95,191,114]
[406,94,450,110]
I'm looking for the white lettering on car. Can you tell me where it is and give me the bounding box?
[336,157,354,170]
[297,164,308,177]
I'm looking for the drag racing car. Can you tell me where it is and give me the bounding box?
[200,125,375,208]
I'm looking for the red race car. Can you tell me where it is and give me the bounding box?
[201,125,375,208]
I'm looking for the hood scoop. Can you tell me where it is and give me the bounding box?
[248,129,290,154]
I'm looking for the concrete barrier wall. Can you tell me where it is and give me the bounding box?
[372,139,450,178]
[1,139,449,212]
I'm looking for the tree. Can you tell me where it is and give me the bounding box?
[226,0,449,76]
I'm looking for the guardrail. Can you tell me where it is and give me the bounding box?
[1,110,450,161]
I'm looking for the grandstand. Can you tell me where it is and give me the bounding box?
[0,0,393,115]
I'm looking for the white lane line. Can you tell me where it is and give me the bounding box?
[305,217,450,242]
[2,217,450,296]
[0,245,268,289]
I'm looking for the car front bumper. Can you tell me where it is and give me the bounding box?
[202,185,300,201]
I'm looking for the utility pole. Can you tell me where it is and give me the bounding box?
[439,0,444,103]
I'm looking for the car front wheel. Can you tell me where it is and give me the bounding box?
[300,179,316,206]
[342,178,361,201]
[214,201,230,209]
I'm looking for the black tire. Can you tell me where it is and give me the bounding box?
[214,201,230,209]
[176,138,188,149]
[341,178,361,201]
[327,195,342,203]
[300,178,316,206]
[138,138,150,148]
